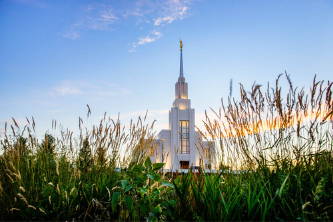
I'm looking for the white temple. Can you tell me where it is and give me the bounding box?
[150,41,216,171]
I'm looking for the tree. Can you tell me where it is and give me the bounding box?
[78,137,93,173]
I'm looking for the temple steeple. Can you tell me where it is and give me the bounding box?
[175,40,188,99]
[179,40,185,82]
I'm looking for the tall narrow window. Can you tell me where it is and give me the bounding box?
[180,120,190,154]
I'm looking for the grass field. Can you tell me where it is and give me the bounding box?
[1,75,332,221]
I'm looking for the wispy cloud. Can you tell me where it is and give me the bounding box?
[138,31,162,45]
[63,4,117,40]
[50,80,131,97]
[153,0,190,26]
[63,0,194,49]
[62,31,80,40]
[84,5,117,31]
[130,31,162,52]
[129,0,193,50]
[52,81,83,96]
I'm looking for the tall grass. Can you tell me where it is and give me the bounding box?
[1,75,332,221]
[0,114,172,220]
[186,74,333,221]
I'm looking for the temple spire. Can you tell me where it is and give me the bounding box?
[175,40,188,99]
[179,40,185,82]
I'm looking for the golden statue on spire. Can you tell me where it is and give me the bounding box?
[180,40,183,49]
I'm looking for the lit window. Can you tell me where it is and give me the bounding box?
[180,120,189,154]
[179,103,187,110]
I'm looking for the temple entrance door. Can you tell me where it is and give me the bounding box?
[180,161,190,169]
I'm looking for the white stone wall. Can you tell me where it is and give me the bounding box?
[151,101,217,171]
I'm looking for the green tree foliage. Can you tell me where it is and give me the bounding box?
[77,137,92,174]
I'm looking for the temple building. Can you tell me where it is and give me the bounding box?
[150,41,216,171]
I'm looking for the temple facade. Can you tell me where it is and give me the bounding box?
[150,41,216,171]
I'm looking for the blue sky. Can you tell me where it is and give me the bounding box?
[1,0,333,135]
